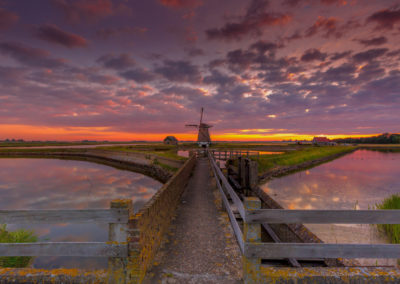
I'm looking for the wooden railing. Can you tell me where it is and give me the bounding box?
[0,200,131,280]
[210,149,260,161]
[208,151,400,282]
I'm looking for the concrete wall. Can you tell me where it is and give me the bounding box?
[128,155,197,282]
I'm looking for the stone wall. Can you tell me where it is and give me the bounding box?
[129,155,197,282]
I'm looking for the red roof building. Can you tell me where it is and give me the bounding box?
[312,137,331,143]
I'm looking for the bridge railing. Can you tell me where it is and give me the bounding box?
[0,200,131,281]
[208,151,400,282]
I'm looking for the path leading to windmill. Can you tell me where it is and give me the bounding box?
[144,157,242,284]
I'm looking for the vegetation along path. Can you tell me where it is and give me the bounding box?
[144,157,242,284]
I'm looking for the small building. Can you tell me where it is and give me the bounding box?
[312,136,332,146]
[163,136,178,145]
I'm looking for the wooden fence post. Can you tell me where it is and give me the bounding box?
[248,160,258,191]
[243,197,261,284]
[108,199,131,284]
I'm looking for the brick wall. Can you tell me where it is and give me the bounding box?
[128,155,196,282]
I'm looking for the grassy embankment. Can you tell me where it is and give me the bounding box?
[254,146,356,174]
[0,225,37,267]
[376,195,400,244]
[0,141,148,148]
[98,145,187,172]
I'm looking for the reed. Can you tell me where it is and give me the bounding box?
[376,195,400,244]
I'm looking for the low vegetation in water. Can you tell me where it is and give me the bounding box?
[376,195,400,244]
[0,225,38,268]
[254,146,356,173]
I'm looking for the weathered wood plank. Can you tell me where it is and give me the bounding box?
[245,243,400,259]
[262,223,300,267]
[209,152,246,219]
[210,156,244,252]
[0,209,129,224]
[0,242,127,257]
[246,209,400,224]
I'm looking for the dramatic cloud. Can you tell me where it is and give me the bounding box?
[305,16,338,38]
[301,48,327,62]
[206,0,290,40]
[35,24,88,48]
[97,53,135,70]
[357,36,388,47]
[154,60,202,83]
[120,68,156,83]
[0,8,19,30]
[367,7,400,30]
[96,27,148,39]
[0,41,65,68]
[158,0,203,9]
[52,0,117,23]
[1,0,400,139]
[352,48,388,63]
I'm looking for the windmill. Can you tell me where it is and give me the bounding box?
[186,107,213,147]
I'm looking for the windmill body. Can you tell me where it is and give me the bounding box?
[186,108,213,147]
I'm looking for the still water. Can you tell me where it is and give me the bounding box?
[0,158,162,269]
[261,149,400,266]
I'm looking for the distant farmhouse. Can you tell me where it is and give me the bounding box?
[163,136,178,145]
[312,137,336,146]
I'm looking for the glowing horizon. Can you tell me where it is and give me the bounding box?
[0,124,380,142]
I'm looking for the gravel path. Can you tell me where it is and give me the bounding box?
[144,157,242,283]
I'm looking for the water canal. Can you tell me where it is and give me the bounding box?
[261,149,400,266]
[0,158,162,269]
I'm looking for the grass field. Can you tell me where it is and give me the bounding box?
[254,146,356,173]
[376,195,400,244]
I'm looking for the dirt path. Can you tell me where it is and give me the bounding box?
[144,157,242,284]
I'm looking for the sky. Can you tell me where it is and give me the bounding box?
[0,0,399,141]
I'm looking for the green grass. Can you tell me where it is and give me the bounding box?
[153,159,179,172]
[376,195,400,244]
[254,146,356,173]
[0,225,38,267]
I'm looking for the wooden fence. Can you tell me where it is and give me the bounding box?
[210,149,260,161]
[208,151,400,283]
[0,200,131,282]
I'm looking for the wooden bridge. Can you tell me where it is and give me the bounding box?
[1,149,400,283]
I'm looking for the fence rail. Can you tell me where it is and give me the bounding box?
[207,150,400,282]
[0,202,130,260]
[0,242,127,257]
[0,209,129,224]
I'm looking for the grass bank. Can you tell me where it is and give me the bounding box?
[0,225,38,267]
[256,146,356,175]
[99,145,187,162]
[376,195,400,244]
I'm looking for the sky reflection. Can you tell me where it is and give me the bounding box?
[0,158,162,269]
[261,150,400,266]
[262,150,400,210]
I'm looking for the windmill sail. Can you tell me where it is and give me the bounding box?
[185,107,213,147]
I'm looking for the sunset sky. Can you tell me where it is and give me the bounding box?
[0,0,399,141]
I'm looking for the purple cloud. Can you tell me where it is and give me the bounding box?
[0,8,19,30]
[0,41,65,68]
[367,7,400,30]
[357,36,388,47]
[301,48,327,62]
[35,24,88,48]
[352,48,388,63]
[97,53,136,70]
[154,60,202,83]
[206,0,290,41]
